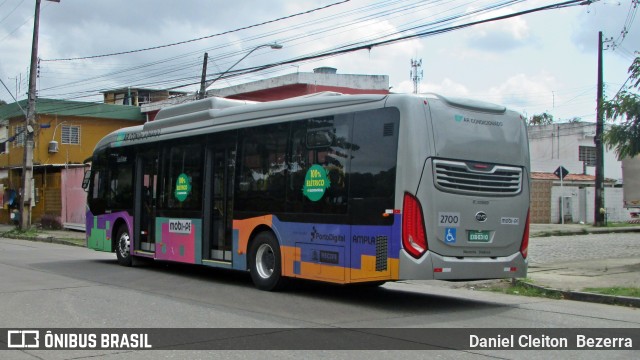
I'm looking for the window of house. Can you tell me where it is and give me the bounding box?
[13,125,25,147]
[579,146,596,166]
[61,125,80,145]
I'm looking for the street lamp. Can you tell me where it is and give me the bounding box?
[198,42,283,99]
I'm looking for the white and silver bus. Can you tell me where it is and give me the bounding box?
[85,93,530,291]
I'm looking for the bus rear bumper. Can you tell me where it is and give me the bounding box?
[398,250,527,280]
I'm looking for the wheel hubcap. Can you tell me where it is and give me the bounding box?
[118,232,130,258]
[255,243,275,279]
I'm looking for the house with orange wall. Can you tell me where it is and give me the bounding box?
[0,98,144,228]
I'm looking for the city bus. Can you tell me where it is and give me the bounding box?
[84,93,530,291]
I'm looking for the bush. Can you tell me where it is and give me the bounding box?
[40,214,62,230]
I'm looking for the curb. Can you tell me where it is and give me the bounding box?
[1,233,84,248]
[516,280,640,308]
[530,226,640,238]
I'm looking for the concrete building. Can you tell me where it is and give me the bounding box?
[207,67,389,101]
[528,122,622,182]
[528,122,632,223]
[141,67,390,121]
[102,87,185,107]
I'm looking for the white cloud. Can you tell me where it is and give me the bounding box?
[487,73,558,114]
[465,8,532,51]
[0,0,633,123]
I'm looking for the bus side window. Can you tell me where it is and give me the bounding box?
[287,116,349,214]
[235,123,288,213]
[350,108,400,224]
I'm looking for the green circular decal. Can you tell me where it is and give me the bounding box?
[302,164,331,202]
[174,173,192,202]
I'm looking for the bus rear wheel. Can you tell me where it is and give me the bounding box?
[249,232,286,291]
[115,225,132,267]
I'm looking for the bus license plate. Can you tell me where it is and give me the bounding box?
[468,230,490,242]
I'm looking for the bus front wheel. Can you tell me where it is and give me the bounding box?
[249,232,286,291]
[115,225,132,267]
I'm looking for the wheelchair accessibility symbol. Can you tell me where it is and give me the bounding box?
[445,228,456,244]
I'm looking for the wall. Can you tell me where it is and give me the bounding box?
[61,167,87,230]
[0,115,140,168]
[550,186,633,224]
[528,123,622,182]
[530,180,552,223]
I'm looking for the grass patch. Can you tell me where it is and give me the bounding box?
[605,222,638,228]
[484,279,562,299]
[582,287,640,298]
[4,227,40,238]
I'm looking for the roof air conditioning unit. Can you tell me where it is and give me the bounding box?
[48,140,59,153]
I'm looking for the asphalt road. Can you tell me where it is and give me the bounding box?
[0,237,639,359]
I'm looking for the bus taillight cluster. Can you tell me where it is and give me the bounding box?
[402,192,428,258]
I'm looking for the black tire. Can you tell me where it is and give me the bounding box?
[351,281,387,288]
[115,225,132,267]
[248,231,286,291]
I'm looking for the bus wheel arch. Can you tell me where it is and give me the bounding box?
[113,220,132,267]
[247,228,287,291]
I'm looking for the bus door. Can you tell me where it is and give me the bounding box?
[134,149,158,255]
[204,135,236,262]
[349,108,400,281]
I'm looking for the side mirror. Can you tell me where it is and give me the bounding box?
[82,169,91,191]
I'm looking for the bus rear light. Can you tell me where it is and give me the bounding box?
[504,267,517,272]
[402,192,428,259]
[520,209,530,259]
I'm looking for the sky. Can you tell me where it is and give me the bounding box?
[0,0,638,123]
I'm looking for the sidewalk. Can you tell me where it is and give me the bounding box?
[1,223,639,306]
[525,223,640,306]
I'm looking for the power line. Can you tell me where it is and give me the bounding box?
[610,0,638,48]
[34,0,590,105]
[34,0,592,112]
[37,0,460,96]
[193,0,591,90]
[41,0,352,62]
[0,0,26,25]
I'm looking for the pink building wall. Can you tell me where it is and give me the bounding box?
[61,167,87,230]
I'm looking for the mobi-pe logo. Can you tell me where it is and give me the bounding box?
[455,115,464,122]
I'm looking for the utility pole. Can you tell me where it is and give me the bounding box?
[410,59,423,94]
[197,52,208,100]
[21,0,59,230]
[594,31,605,227]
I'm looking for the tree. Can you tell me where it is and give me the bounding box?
[528,112,554,126]
[0,99,7,106]
[603,56,640,160]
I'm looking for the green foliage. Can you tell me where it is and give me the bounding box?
[485,279,562,299]
[528,112,554,126]
[583,287,640,298]
[0,99,7,106]
[603,56,640,160]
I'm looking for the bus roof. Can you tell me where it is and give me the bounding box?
[94,93,388,151]
[93,92,517,152]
